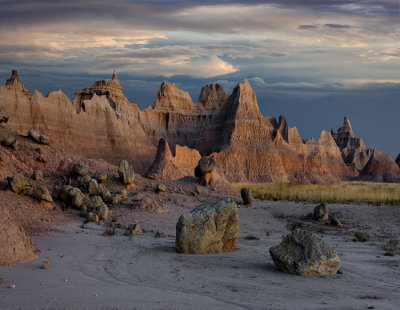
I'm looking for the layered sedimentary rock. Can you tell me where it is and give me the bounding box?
[0,70,395,183]
[331,117,399,181]
[144,138,200,180]
[358,150,400,182]
[331,117,373,171]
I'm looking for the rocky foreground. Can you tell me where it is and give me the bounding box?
[1,70,399,183]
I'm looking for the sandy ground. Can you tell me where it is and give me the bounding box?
[1,197,400,310]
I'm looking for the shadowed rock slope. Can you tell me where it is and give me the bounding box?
[1,70,396,183]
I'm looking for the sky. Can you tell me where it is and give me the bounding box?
[0,0,399,156]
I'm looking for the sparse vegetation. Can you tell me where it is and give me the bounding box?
[232,182,400,205]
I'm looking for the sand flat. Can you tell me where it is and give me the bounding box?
[1,200,400,309]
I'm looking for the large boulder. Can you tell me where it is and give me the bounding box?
[118,160,135,185]
[7,173,28,194]
[0,106,9,124]
[195,155,216,186]
[175,198,238,254]
[269,230,341,276]
[396,153,400,168]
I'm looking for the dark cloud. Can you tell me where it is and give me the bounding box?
[324,24,351,29]
[298,24,320,30]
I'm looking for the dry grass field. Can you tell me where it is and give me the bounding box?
[233,182,400,205]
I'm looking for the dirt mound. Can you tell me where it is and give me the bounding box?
[0,205,38,266]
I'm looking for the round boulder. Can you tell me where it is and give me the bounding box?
[269,229,341,276]
[313,202,329,221]
[7,173,28,194]
[72,163,90,176]
[93,170,107,184]
[176,198,238,254]
[329,211,345,227]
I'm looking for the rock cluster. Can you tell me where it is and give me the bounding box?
[58,163,128,222]
[176,198,238,254]
[269,230,341,276]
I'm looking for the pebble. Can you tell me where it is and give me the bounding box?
[9,284,16,289]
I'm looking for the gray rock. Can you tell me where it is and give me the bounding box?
[0,106,9,124]
[241,187,253,205]
[199,155,216,174]
[96,204,109,221]
[10,139,18,150]
[2,135,17,149]
[195,156,216,186]
[313,202,329,221]
[39,134,49,145]
[88,179,100,196]
[86,196,105,212]
[72,163,89,176]
[98,183,111,201]
[155,183,166,193]
[93,170,107,184]
[119,189,128,199]
[60,185,73,202]
[118,160,135,185]
[87,212,99,223]
[31,185,53,203]
[32,169,43,181]
[194,186,201,195]
[37,154,47,163]
[176,198,238,254]
[77,175,91,189]
[329,211,345,226]
[269,230,341,276]
[28,129,41,143]
[124,223,142,236]
[7,173,28,194]
[155,231,167,238]
[110,194,122,205]
[71,194,84,209]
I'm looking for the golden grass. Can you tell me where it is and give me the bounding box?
[232,182,400,205]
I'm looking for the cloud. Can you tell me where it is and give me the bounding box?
[323,24,351,29]
[298,24,321,30]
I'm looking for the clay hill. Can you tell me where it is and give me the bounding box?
[1,70,399,183]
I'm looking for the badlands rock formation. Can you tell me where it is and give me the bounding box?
[0,70,397,183]
[332,117,400,181]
